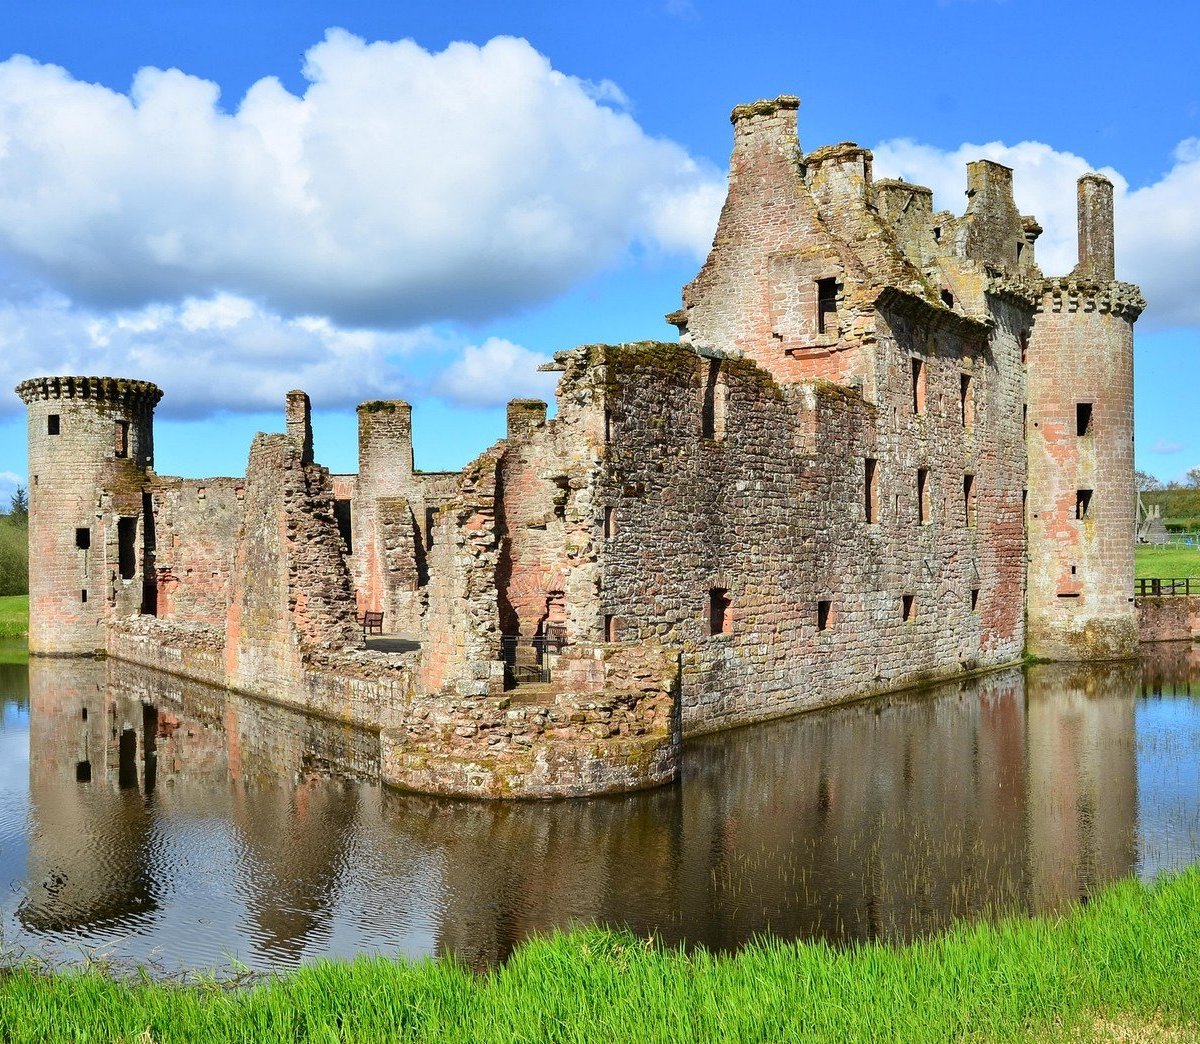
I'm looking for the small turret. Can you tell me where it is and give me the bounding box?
[1072,173,1116,281]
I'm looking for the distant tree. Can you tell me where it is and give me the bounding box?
[1135,469,1163,492]
[1187,467,1200,489]
[7,486,27,522]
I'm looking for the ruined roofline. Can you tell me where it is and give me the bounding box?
[15,375,163,408]
[730,95,800,123]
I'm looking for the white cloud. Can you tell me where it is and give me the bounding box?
[0,32,722,329]
[433,337,558,407]
[1152,439,1185,454]
[0,292,422,417]
[872,137,1200,329]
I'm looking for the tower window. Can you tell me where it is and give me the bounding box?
[963,474,976,528]
[701,359,726,440]
[1076,403,1093,436]
[114,420,129,458]
[604,614,620,642]
[75,527,91,550]
[911,358,926,415]
[917,468,930,524]
[816,277,838,335]
[1020,331,1029,364]
[960,373,973,429]
[80,589,88,603]
[333,499,352,552]
[709,588,731,635]
[47,414,60,436]
[902,594,916,622]
[604,506,618,539]
[117,516,137,580]
[817,600,832,632]
[425,507,437,549]
[1076,489,1093,520]
[970,588,980,612]
[864,458,878,524]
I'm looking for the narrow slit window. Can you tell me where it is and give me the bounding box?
[604,614,619,642]
[1020,331,1029,364]
[911,358,926,415]
[80,589,88,603]
[114,420,129,458]
[701,359,726,440]
[117,516,137,580]
[963,473,976,528]
[864,457,878,524]
[47,414,60,436]
[1076,403,1093,436]
[1076,489,1093,520]
[1016,242,1024,263]
[817,600,832,632]
[604,409,613,443]
[1023,405,1027,437]
[902,594,916,622]
[75,527,90,550]
[960,373,973,429]
[970,588,980,612]
[709,588,731,635]
[333,499,352,553]
[424,507,437,549]
[816,277,838,335]
[917,468,930,524]
[604,506,618,539]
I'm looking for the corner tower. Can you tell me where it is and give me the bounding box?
[1025,176,1144,659]
[16,376,162,655]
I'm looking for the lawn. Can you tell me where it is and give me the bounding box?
[1135,544,1200,579]
[0,594,28,638]
[1,868,1198,1043]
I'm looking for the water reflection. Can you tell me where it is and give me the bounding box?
[1,644,1197,973]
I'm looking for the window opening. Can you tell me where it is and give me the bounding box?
[970,588,980,612]
[81,707,88,721]
[1076,489,1093,520]
[114,420,129,458]
[604,506,617,539]
[911,358,926,415]
[1020,331,1029,364]
[701,359,725,440]
[47,414,60,436]
[864,458,878,524]
[1076,403,1093,436]
[75,761,92,783]
[333,499,352,553]
[80,589,88,603]
[75,527,90,550]
[1016,242,1024,262]
[817,600,832,632]
[963,474,976,528]
[1023,405,1027,437]
[709,588,731,635]
[117,516,137,580]
[816,277,838,335]
[424,507,437,549]
[960,373,973,429]
[902,594,916,622]
[940,289,955,309]
[604,614,619,642]
[917,468,930,524]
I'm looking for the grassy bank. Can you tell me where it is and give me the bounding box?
[2,870,1198,1043]
[0,594,28,638]
[1136,544,1200,579]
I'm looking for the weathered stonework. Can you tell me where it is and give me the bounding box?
[17,96,1144,798]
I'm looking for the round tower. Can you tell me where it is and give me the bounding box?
[1025,176,1144,660]
[15,376,162,655]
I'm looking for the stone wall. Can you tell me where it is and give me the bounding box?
[1137,597,1200,643]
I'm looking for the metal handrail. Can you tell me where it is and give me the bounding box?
[501,632,567,686]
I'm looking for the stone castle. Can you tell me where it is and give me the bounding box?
[17,97,1144,798]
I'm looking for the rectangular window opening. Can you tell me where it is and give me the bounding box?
[709,588,731,636]
[701,359,725,440]
[333,499,352,553]
[902,594,916,622]
[114,420,129,459]
[424,507,437,550]
[917,468,930,525]
[817,599,832,632]
[81,707,88,721]
[604,614,619,642]
[1020,331,1029,365]
[603,409,613,443]
[816,277,838,335]
[604,506,617,539]
[1076,402,1093,437]
[1076,489,1093,520]
[1016,242,1024,262]
[80,589,88,603]
[1023,404,1027,437]
[911,358,926,415]
[963,473,976,528]
[117,516,137,580]
[75,760,92,784]
[47,414,60,436]
[960,373,973,429]
[75,527,90,550]
[864,457,878,524]
[970,588,980,612]
[940,289,955,309]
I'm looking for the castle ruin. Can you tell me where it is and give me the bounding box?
[17,97,1144,798]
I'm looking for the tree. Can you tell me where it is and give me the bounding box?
[7,486,26,522]
[1135,469,1163,493]
[1187,467,1200,490]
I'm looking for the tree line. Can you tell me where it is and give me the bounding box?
[0,487,28,596]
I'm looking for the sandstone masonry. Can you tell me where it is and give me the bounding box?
[16,97,1144,798]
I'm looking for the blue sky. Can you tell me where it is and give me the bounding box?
[0,0,1196,496]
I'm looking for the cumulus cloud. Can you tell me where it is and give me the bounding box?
[0,32,722,328]
[0,292,421,417]
[432,337,559,407]
[872,137,1200,328]
[1152,439,1185,455]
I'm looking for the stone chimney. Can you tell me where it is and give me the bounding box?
[1073,173,1115,281]
[285,390,313,466]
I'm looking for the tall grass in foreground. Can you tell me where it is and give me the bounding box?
[2,869,1199,1043]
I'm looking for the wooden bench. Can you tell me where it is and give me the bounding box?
[359,610,384,638]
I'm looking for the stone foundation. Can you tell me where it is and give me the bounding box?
[1137,596,1200,643]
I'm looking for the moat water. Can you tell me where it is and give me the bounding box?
[1,639,1199,975]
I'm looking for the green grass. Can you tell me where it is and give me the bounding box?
[0,594,27,638]
[1135,544,1200,579]
[1,869,1199,1043]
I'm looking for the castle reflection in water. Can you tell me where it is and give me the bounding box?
[3,641,1199,973]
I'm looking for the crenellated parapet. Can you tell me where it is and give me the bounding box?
[1036,278,1146,321]
[16,375,163,410]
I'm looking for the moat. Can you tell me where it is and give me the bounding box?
[1,639,1198,975]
